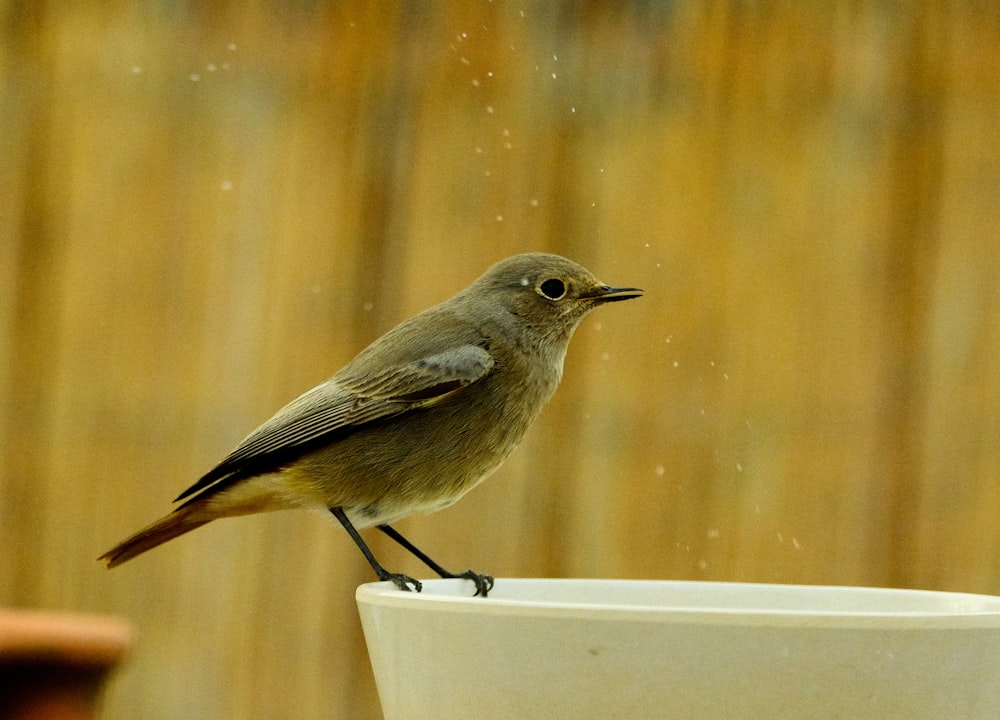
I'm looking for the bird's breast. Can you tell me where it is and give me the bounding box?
[295,346,562,527]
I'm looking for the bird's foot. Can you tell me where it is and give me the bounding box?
[380,571,423,592]
[451,569,494,597]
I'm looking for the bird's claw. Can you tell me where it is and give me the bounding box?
[380,569,492,597]
[383,572,423,592]
[454,569,494,597]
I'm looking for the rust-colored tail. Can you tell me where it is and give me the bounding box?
[99,503,212,568]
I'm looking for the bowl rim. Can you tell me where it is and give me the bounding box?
[356,578,1000,629]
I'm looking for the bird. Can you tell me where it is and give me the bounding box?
[99,252,642,596]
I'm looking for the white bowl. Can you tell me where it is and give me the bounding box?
[356,578,1000,720]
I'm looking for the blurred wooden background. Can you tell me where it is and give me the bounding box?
[2,2,999,718]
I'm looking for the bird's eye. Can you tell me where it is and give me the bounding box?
[537,278,567,300]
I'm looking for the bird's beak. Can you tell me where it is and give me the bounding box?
[586,285,644,303]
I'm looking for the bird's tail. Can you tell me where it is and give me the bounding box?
[99,503,212,568]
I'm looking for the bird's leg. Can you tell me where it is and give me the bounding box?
[377,524,494,597]
[330,507,422,592]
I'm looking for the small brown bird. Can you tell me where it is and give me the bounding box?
[99,253,642,596]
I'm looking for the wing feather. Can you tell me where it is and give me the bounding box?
[174,344,494,502]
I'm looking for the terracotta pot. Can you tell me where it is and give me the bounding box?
[0,609,133,720]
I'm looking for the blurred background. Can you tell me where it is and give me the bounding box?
[2,2,999,718]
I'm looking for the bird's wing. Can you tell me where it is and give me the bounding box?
[174,344,494,502]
